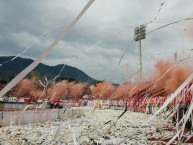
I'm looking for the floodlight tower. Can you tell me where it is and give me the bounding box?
[134,25,146,82]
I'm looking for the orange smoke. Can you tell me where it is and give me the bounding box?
[49,80,69,99]
[17,79,34,97]
[15,58,193,100]
[30,89,45,99]
[17,79,45,98]
[70,83,88,99]
[47,81,88,99]
[152,59,192,93]
[111,83,133,100]
[91,82,116,99]
[16,79,88,100]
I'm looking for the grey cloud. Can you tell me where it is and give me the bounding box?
[0,0,193,83]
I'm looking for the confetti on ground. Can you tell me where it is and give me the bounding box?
[0,109,177,145]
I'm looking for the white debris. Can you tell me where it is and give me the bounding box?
[0,109,175,145]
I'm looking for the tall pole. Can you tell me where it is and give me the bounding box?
[134,25,146,83]
[138,39,142,82]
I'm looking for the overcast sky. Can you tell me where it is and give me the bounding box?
[0,0,193,83]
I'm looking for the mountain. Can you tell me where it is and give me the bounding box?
[0,56,96,83]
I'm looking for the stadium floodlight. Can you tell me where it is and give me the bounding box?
[134,25,146,82]
[134,25,146,41]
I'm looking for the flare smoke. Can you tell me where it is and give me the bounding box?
[152,59,192,93]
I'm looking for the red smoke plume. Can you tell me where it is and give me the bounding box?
[111,83,133,100]
[91,82,116,99]
[17,79,45,99]
[70,83,88,99]
[16,79,88,100]
[15,58,193,100]
[48,80,69,99]
[152,59,192,93]
[17,79,34,98]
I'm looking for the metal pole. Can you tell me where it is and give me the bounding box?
[135,25,145,82]
[139,39,142,82]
